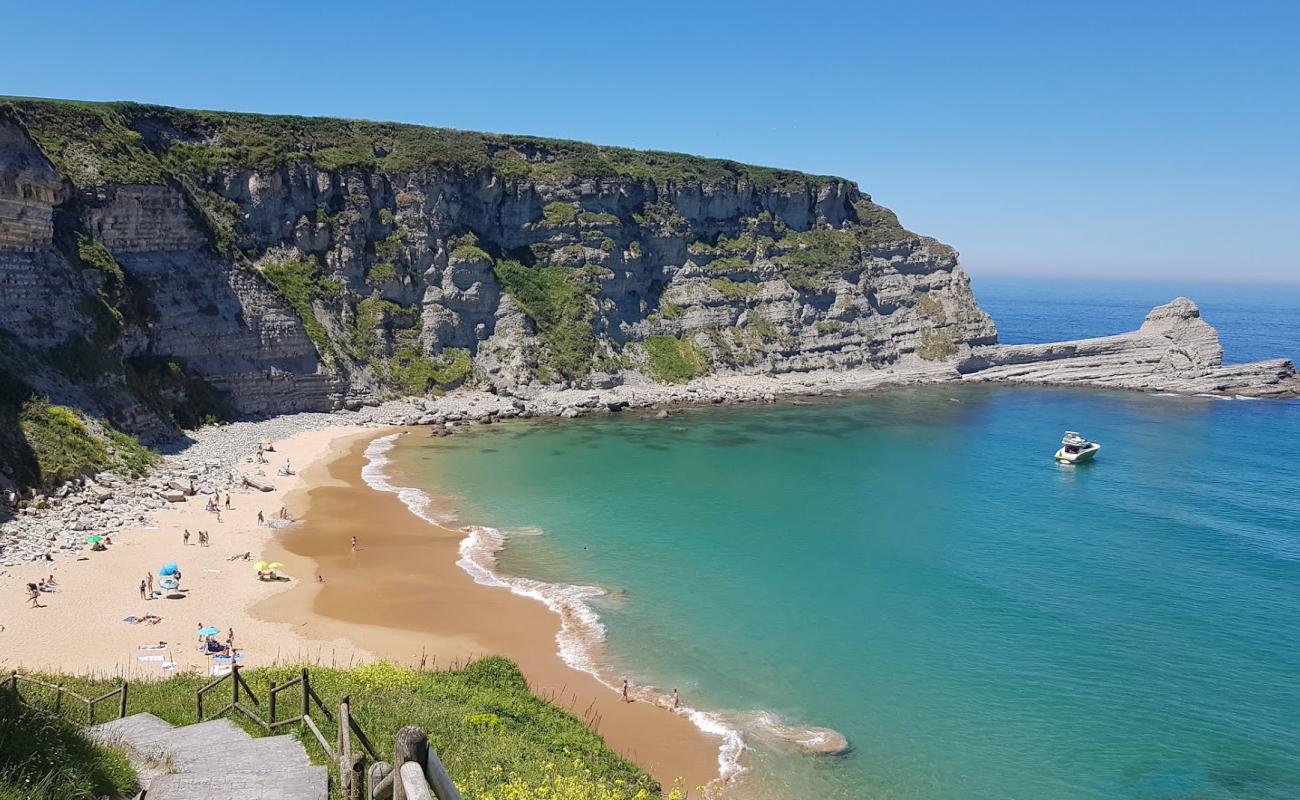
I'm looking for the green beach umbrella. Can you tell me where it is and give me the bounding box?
[84,535,104,544]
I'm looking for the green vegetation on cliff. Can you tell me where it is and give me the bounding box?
[9,659,657,800]
[644,335,710,384]
[2,97,843,191]
[494,260,597,380]
[259,257,342,362]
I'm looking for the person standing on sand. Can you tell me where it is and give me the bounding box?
[257,510,264,526]
[672,689,680,710]
[147,572,154,595]
[183,529,190,546]
[351,536,357,551]
[139,580,147,600]
[622,679,631,703]
[225,493,231,509]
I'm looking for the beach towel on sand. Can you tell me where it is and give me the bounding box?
[137,655,164,662]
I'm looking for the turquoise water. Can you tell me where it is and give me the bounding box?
[387,282,1300,799]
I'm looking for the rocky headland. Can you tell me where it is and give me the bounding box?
[0,98,1296,552]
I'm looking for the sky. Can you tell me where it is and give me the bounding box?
[4,0,1297,283]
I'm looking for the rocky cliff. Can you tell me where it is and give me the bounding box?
[0,99,993,442]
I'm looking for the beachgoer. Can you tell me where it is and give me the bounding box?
[147,572,154,595]
[224,493,231,509]
[196,623,205,643]
[257,510,265,526]
[215,509,222,523]
[139,580,147,600]
[226,628,235,649]
[622,679,631,703]
[27,584,40,608]
[105,536,113,546]
[351,536,357,551]
[183,529,191,546]
[672,689,680,710]
[46,575,57,587]
[316,574,325,583]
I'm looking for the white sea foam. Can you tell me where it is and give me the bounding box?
[358,431,858,784]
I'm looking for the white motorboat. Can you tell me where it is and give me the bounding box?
[1055,431,1100,463]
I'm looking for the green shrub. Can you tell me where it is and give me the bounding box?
[712,278,761,299]
[74,234,124,286]
[644,335,709,384]
[627,240,643,258]
[816,320,845,333]
[386,346,473,394]
[658,302,684,320]
[915,291,946,321]
[917,328,958,360]
[378,208,395,225]
[493,150,532,181]
[374,231,403,260]
[16,398,157,489]
[699,256,752,274]
[540,202,577,226]
[493,260,596,380]
[852,199,913,244]
[367,262,399,283]
[578,210,619,226]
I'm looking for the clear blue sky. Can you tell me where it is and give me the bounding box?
[5,0,1297,282]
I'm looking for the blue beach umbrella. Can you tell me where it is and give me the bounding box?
[159,562,179,576]
[197,626,221,637]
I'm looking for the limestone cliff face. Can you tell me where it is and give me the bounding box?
[0,99,995,433]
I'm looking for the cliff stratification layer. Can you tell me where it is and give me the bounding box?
[0,99,994,436]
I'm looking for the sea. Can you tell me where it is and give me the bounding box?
[374,277,1300,800]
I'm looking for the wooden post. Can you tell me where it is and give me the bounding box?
[369,762,394,800]
[8,671,17,697]
[118,681,128,719]
[423,744,462,800]
[269,681,277,724]
[340,695,360,800]
[301,668,310,720]
[392,726,428,800]
[54,684,63,715]
[197,687,204,722]
[232,664,240,709]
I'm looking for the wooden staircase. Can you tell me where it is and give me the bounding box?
[88,713,328,800]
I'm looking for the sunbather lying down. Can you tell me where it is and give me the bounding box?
[123,613,163,625]
[227,551,252,561]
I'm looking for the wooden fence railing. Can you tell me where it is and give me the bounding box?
[7,671,128,724]
[196,663,268,731]
[367,726,462,800]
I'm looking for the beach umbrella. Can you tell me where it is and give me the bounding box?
[84,535,103,544]
[197,626,221,637]
[159,562,179,576]
[254,561,270,572]
[267,562,284,571]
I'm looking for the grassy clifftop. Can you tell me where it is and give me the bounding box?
[8,658,667,800]
[1,96,845,191]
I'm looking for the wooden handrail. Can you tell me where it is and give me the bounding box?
[10,671,127,724]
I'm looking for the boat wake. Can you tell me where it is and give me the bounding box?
[360,432,848,784]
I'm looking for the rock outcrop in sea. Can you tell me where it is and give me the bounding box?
[958,297,1299,397]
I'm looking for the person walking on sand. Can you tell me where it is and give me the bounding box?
[622,679,631,703]
[27,584,40,608]
[183,529,190,546]
[257,510,264,526]
[224,493,231,509]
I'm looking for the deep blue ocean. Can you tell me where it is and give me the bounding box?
[389,278,1300,799]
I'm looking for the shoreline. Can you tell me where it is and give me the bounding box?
[253,429,726,791]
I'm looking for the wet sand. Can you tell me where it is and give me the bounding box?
[256,430,723,791]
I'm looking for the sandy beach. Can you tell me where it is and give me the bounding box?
[0,421,723,792]
[256,429,724,791]
[0,426,372,676]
